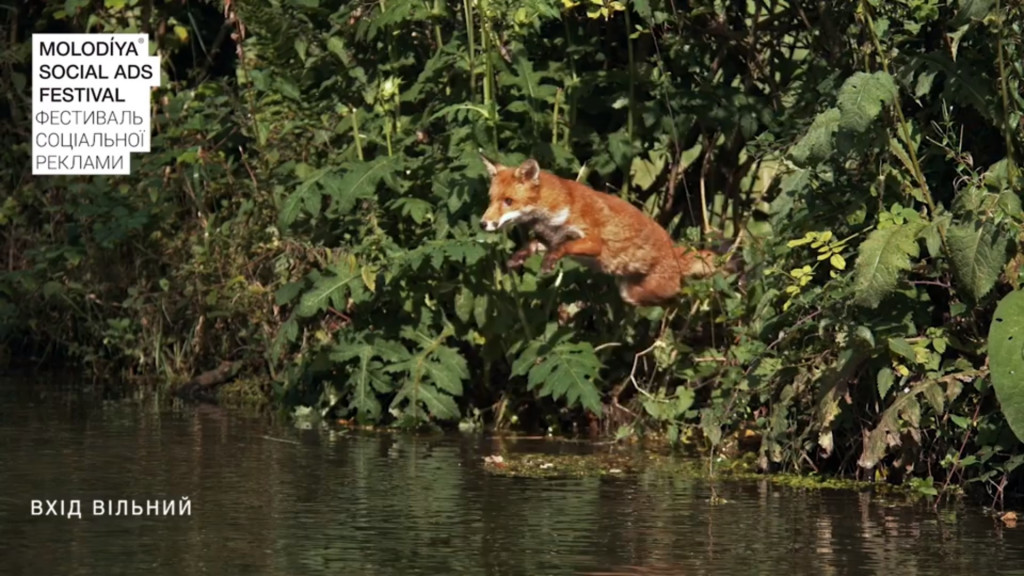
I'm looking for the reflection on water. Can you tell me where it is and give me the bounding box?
[1,373,1022,576]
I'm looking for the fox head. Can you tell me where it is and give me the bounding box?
[479,154,542,232]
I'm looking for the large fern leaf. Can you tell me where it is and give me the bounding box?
[330,336,407,422]
[296,256,370,317]
[386,327,469,421]
[512,330,603,415]
[853,222,925,308]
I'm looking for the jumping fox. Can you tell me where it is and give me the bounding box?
[479,154,725,307]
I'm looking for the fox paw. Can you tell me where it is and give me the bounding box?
[540,255,559,274]
[506,251,530,269]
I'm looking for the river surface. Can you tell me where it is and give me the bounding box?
[1,373,1023,576]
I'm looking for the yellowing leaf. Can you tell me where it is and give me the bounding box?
[173,25,189,43]
[830,253,847,270]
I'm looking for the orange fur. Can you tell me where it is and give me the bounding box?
[479,155,722,307]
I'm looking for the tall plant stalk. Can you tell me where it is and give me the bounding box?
[995,0,1017,190]
[624,4,636,192]
[462,0,476,94]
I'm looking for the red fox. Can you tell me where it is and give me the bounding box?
[479,154,726,307]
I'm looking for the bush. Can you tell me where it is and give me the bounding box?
[2,0,1023,503]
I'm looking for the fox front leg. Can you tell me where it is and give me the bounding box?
[540,236,602,274]
[507,238,546,269]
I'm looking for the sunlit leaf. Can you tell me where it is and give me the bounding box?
[947,221,1010,301]
[988,290,1024,444]
[836,71,898,133]
[853,221,925,308]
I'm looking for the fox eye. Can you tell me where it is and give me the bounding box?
[503,198,513,206]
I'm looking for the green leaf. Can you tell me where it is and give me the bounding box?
[330,337,406,422]
[675,387,695,413]
[790,107,840,167]
[877,367,895,399]
[324,158,395,217]
[836,71,898,133]
[629,151,665,192]
[296,261,365,317]
[920,214,950,258]
[956,0,996,22]
[853,221,925,308]
[386,328,469,422]
[278,184,310,230]
[454,287,475,323]
[923,382,945,414]
[888,337,917,362]
[946,221,1009,301]
[275,281,305,305]
[996,190,1023,218]
[517,334,603,415]
[988,290,1024,443]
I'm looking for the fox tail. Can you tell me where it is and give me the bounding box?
[674,236,742,279]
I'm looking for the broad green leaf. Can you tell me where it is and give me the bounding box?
[629,152,665,192]
[324,158,395,217]
[278,185,310,230]
[296,263,364,317]
[877,367,895,399]
[330,339,405,422]
[923,382,944,414]
[853,221,925,308]
[988,290,1024,443]
[946,221,1009,301]
[675,387,695,413]
[997,191,1022,218]
[386,329,468,421]
[518,337,603,415]
[888,337,917,362]
[836,71,898,133]
[790,107,839,167]
[275,281,305,305]
[454,287,474,323]
[956,0,996,22]
[920,214,950,258]
[391,381,460,420]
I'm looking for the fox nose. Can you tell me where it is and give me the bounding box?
[481,219,496,232]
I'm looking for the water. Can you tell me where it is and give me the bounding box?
[2,374,1023,576]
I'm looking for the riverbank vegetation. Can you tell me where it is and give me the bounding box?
[2,0,1023,505]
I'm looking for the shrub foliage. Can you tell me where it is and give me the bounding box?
[2,0,1023,500]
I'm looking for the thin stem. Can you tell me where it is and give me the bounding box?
[432,0,444,54]
[504,266,534,342]
[552,88,562,145]
[562,14,578,144]
[479,0,497,147]
[624,5,636,191]
[350,106,364,161]
[995,0,1017,189]
[463,0,476,94]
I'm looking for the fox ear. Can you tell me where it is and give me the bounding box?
[479,152,501,179]
[515,159,541,185]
